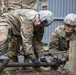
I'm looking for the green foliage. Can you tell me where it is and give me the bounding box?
[5,71,10,75]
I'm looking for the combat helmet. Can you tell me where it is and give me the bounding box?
[64,13,76,26]
[38,10,54,26]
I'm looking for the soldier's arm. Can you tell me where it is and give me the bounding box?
[49,29,60,51]
[33,26,48,56]
[0,0,7,14]
[19,15,36,59]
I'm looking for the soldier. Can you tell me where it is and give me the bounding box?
[0,9,54,72]
[3,0,48,71]
[49,13,76,70]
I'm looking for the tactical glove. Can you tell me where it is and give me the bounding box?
[32,58,40,68]
[40,57,47,63]
[40,57,48,67]
[52,58,63,65]
[50,57,62,69]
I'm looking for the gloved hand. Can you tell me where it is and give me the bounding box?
[52,58,63,65]
[63,55,69,61]
[51,58,63,70]
[32,58,40,68]
[40,57,48,67]
[40,57,47,63]
[0,59,3,62]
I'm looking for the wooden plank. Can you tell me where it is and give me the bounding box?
[69,41,76,73]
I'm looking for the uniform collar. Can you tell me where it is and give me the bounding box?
[62,29,76,41]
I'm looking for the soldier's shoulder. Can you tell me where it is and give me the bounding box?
[55,25,64,31]
[19,9,37,19]
[52,25,64,36]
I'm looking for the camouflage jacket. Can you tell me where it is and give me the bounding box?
[49,26,76,51]
[0,1,7,15]
[5,0,47,11]
[0,9,38,55]
[3,0,47,54]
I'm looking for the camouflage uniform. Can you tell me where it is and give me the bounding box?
[0,9,51,59]
[0,9,54,72]
[3,0,48,71]
[0,9,39,58]
[0,0,7,15]
[4,0,48,58]
[49,25,76,71]
[0,1,2,15]
[49,26,76,51]
[0,0,51,72]
[5,0,47,11]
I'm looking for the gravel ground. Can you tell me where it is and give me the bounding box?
[1,70,72,75]
[0,55,75,75]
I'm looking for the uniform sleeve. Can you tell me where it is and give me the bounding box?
[49,28,60,51]
[33,26,45,54]
[19,15,34,55]
[34,26,44,42]
[0,0,7,15]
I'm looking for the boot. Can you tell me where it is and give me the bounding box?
[34,57,50,71]
[32,58,50,71]
[22,56,35,71]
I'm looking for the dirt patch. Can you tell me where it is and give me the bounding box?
[1,70,73,75]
